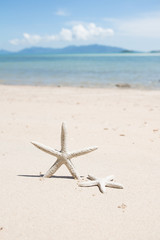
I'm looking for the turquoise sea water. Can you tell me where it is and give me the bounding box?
[0,53,160,88]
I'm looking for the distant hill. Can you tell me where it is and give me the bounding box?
[121,49,136,53]
[150,50,160,53]
[0,50,11,55]
[0,44,133,55]
[17,44,127,54]
[0,44,129,55]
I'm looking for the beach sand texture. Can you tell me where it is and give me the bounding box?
[0,85,160,240]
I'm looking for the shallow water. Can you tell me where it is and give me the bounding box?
[0,53,160,88]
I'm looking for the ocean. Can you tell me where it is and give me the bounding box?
[0,53,160,89]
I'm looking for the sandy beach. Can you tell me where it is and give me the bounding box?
[0,84,160,240]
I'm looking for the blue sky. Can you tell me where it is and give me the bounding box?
[1,0,160,51]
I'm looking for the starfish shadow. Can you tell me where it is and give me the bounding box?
[17,174,74,179]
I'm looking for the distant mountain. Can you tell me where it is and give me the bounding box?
[150,50,160,53]
[121,49,136,53]
[61,44,127,53]
[17,44,127,54]
[18,47,57,54]
[0,50,11,55]
[0,44,136,55]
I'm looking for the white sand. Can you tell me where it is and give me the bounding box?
[0,85,160,239]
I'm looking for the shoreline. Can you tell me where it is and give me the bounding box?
[1,53,160,90]
[0,82,160,91]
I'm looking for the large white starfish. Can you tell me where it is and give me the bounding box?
[31,123,98,179]
[78,174,123,193]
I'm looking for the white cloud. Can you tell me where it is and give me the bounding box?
[10,33,42,45]
[9,39,20,45]
[23,33,42,44]
[72,24,89,40]
[104,13,160,38]
[55,9,69,16]
[72,23,113,40]
[9,23,114,46]
[119,17,160,37]
[45,35,58,42]
[60,28,73,41]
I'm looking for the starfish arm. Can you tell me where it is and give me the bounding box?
[98,182,106,193]
[68,146,98,159]
[44,159,63,178]
[31,141,61,158]
[87,175,97,180]
[105,181,123,189]
[78,180,98,187]
[65,160,80,179]
[61,122,67,152]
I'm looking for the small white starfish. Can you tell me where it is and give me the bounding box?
[31,123,98,179]
[78,174,123,193]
